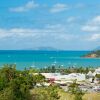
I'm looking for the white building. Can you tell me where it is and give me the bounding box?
[95,68,100,74]
[87,71,94,82]
[93,86,100,91]
[87,71,93,77]
[41,73,86,84]
[41,73,60,79]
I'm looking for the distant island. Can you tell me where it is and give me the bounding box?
[34,47,57,51]
[24,46,58,51]
[84,50,100,58]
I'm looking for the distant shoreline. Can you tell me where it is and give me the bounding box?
[83,50,100,58]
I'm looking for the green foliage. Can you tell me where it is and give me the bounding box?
[0,65,41,100]
[32,85,60,100]
[46,85,60,100]
[40,66,92,74]
[29,67,39,73]
[0,64,60,100]
[0,64,17,91]
[33,74,45,85]
[95,74,100,78]
[0,64,33,100]
[68,80,85,100]
[10,78,32,100]
[40,66,57,73]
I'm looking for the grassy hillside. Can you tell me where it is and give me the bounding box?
[59,91,100,100]
[31,88,100,100]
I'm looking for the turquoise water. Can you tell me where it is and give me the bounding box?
[0,50,100,70]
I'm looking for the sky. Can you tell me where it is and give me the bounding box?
[0,0,100,50]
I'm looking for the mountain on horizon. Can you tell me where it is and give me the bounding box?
[25,46,58,51]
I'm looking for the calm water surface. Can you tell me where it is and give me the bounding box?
[0,50,99,70]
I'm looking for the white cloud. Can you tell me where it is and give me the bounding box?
[67,17,76,23]
[82,16,100,32]
[0,25,77,43]
[45,24,66,32]
[9,0,39,12]
[92,16,100,23]
[81,16,100,41]
[88,33,100,41]
[82,16,100,41]
[0,26,96,50]
[50,3,86,13]
[82,26,99,32]
[75,3,85,8]
[50,3,69,13]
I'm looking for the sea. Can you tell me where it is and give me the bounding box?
[0,50,100,70]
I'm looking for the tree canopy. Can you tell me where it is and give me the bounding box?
[0,64,60,100]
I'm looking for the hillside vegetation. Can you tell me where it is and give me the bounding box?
[84,50,100,58]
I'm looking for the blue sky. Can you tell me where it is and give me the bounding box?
[0,0,100,50]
